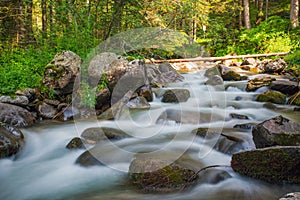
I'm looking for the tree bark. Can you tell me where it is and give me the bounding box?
[243,0,251,29]
[41,0,47,38]
[256,0,264,25]
[290,0,299,28]
[239,0,243,28]
[265,0,269,20]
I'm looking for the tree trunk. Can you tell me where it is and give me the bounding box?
[256,0,264,25]
[265,0,269,20]
[290,0,299,28]
[243,0,251,29]
[41,0,47,38]
[239,0,243,28]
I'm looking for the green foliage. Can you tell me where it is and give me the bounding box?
[80,81,96,109]
[97,72,109,91]
[284,49,300,71]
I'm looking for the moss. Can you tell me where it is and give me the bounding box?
[288,92,300,106]
[256,91,287,104]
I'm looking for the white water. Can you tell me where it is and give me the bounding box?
[0,69,299,200]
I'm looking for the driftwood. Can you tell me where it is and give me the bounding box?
[146,52,289,64]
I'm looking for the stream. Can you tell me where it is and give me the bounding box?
[0,67,299,200]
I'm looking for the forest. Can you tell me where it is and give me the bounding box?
[0,0,299,95]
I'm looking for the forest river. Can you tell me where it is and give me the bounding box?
[0,65,299,200]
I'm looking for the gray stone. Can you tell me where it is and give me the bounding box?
[38,102,58,119]
[127,96,150,110]
[246,76,276,92]
[270,80,299,95]
[81,127,129,143]
[161,89,190,103]
[0,95,29,106]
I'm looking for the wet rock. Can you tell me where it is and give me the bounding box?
[136,84,153,102]
[214,134,249,154]
[252,115,300,148]
[288,92,300,106]
[88,52,119,86]
[260,59,287,74]
[81,127,129,143]
[127,96,150,110]
[198,168,232,184]
[218,65,248,81]
[279,192,300,200]
[129,155,198,192]
[75,150,104,167]
[0,124,25,158]
[256,91,287,104]
[0,103,35,127]
[231,146,300,184]
[161,89,190,103]
[241,58,257,66]
[246,76,276,92]
[38,102,58,119]
[56,106,80,121]
[204,66,221,78]
[233,123,256,130]
[15,88,37,102]
[270,80,299,95]
[230,113,249,120]
[205,75,224,86]
[0,95,29,106]
[66,137,86,149]
[42,51,81,96]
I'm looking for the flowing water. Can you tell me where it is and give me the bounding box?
[0,67,299,200]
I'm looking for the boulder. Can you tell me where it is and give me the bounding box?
[217,65,247,81]
[128,155,198,192]
[279,192,300,200]
[241,58,257,66]
[42,51,81,96]
[95,88,111,110]
[161,89,190,103]
[126,96,150,110]
[81,127,129,143]
[38,102,58,119]
[75,150,104,167]
[66,137,86,149]
[270,80,299,95]
[0,124,25,158]
[15,88,37,102]
[0,95,29,106]
[256,91,287,104]
[0,103,35,127]
[252,115,300,148]
[246,76,276,92]
[136,84,153,102]
[205,75,224,86]
[288,92,300,106]
[231,146,300,184]
[260,59,287,74]
[204,66,221,78]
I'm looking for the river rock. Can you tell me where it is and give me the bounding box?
[231,146,300,184]
[279,192,300,200]
[260,59,287,74]
[0,103,35,127]
[252,115,300,148]
[56,106,80,121]
[256,91,287,104]
[204,66,221,78]
[66,137,86,149]
[136,84,153,102]
[205,75,224,86]
[270,80,299,95]
[15,88,37,102]
[217,65,247,81]
[95,88,111,110]
[241,58,257,66]
[127,96,150,110]
[42,51,81,96]
[0,95,29,106]
[161,89,190,103]
[38,102,58,119]
[81,127,129,144]
[246,76,276,92]
[288,92,300,106]
[214,134,249,154]
[230,113,249,120]
[87,52,119,86]
[128,155,198,192]
[0,124,25,158]
[198,168,232,184]
[75,150,104,167]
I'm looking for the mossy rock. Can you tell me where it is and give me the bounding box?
[256,91,287,104]
[231,146,300,184]
[288,92,300,106]
[129,155,198,193]
[252,115,300,148]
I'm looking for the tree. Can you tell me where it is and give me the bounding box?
[290,0,299,28]
[243,0,251,29]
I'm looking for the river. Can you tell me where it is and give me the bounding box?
[0,67,299,200]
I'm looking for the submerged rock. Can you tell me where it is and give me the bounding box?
[0,124,25,158]
[197,168,232,184]
[0,103,35,127]
[246,76,275,92]
[256,91,287,104]
[231,146,300,184]
[252,115,300,148]
[128,155,198,193]
[161,89,190,103]
[66,137,86,149]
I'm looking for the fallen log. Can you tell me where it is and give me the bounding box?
[146,52,289,64]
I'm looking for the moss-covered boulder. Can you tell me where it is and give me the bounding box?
[246,76,275,92]
[161,89,190,103]
[0,124,25,158]
[231,146,300,184]
[256,91,287,104]
[252,115,300,148]
[288,92,300,106]
[129,155,198,193]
